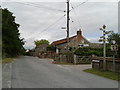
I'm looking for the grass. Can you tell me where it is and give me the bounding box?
[83,68,119,81]
[2,58,15,63]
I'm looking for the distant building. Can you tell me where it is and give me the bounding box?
[51,29,103,53]
[32,29,103,56]
[51,29,91,53]
[34,44,48,57]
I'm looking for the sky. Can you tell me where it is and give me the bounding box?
[1,0,119,49]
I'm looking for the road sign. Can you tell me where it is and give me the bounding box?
[111,44,118,51]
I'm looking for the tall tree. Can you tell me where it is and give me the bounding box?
[2,8,25,57]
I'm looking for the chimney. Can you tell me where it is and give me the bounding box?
[77,29,82,36]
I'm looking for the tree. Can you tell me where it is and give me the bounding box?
[34,39,49,46]
[47,45,56,52]
[74,47,103,56]
[107,33,120,45]
[107,32,120,57]
[2,8,25,57]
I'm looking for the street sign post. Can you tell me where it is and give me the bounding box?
[111,44,118,51]
[99,25,112,71]
[111,41,118,72]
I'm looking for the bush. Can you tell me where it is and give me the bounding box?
[74,47,103,56]
[47,45,56,52]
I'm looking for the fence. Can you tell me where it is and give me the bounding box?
[92,57,120,72]
[53,53,74,63]
[36,52,92,64]
[53,54,92,64]
[75,55,92,64]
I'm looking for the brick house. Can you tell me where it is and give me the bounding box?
[51,29,91,53]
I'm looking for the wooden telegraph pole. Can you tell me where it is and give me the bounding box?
[66,0,70,62]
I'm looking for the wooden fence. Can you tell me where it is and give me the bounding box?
[53,54,92,64]
[92,57,120,72]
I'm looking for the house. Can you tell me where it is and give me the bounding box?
[51,29,90,53]
[33,44,56,58]
[33,44,48,57]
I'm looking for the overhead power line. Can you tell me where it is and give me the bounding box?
[70,17,77,30]
[39,14,66,34]
[27,2,66,12]
[70,3,82,28]
[6,0,65,12]
[69,0,88,12]
[27,14,66,39]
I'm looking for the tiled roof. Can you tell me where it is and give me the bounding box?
[51,35,77,45]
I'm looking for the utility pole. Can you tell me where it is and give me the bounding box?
[67,0,69,37]
[66,0,70,62]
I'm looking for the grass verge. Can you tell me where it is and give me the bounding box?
[83,68,119,81]
[2,58,15,63]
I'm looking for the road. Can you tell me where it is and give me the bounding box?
[10,56,118,88]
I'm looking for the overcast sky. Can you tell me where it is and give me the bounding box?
[1,0,118,49]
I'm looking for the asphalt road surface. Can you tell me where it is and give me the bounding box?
[11,56,118,88]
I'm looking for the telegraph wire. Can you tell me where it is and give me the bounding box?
[9,0,88,13]
[4,0,88,39]
[26,2,66,12]
[28,14,66,39]
[6,0,66,12]
[18,2,65,12]
[4,0,67,39]
[69,0,88,12]
[70,16,77,30]
[70,3,82,28]
[39,14,66,34]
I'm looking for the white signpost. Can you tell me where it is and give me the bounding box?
[111,44,118,51]
[111,40,118,72]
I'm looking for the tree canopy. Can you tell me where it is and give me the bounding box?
[74,47,103,56]
[74,33,120,57]
[47,45,56,52]
[107,33,120,45]
[107,32,120,57]
[2,8,25,57]
[34,39,49,46]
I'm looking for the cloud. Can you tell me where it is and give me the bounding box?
[87,37,100,43]
[2,2,118,49]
